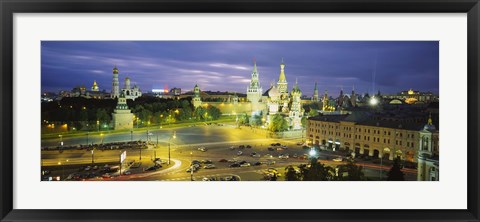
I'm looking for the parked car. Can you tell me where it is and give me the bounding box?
[240,163,251,167]
[253,162,262,166]
[267,147,275,151]
[201,160,213,164]
[238,145,245,149]
[204,164,216,169]
[198,147,207,152]
[237,151,243,156]
[219,159,228,163]
[333,157,343,162]
[246,145,252,148]
[229,163,240,168]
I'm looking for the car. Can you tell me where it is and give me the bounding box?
[146,166,158,171]
[252,154,261,158]
[333,157,343,162]
[293,153,298,158]
[279,154,289,159]
[191,160,201,165]
[246,145,252,148]
[227,159,237,163]
[102,173,111,178]
[219,159,228,162]
[250,152,257,157]
[84,166,91,171]
[198,147,207,152]
[275,143,281,146]
[229,146,235,150]
[267,147,275,151]
[203,164,216,169]
[240,163,251,167]
[238,145,245,149]
[267,161,276,165]
[229,163,240,168]
[253,162,262,166]
[238,160,247,165]
[186,166,199,172]
[201,160,213,164]
[92,165,98,170]
[264,154,273,158]
[225,176,239,181]
[237,151,243,156]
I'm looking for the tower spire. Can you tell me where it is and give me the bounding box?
[428,112,433,125]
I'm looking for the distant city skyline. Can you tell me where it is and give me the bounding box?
[41,41,439,97]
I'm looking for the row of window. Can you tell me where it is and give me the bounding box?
[309,124,417,139]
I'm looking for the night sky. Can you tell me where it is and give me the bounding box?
[41,41,439,97]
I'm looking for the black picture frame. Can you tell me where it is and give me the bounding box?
[1,0,479,221]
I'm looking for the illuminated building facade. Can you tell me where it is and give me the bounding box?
[306,111,439,164]
[384,89,438,104]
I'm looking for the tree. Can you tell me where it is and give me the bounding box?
[251,114,263,126]
[285,165,301,181]
[269,114,289,132]
[96,108,110,125]
[308,108,319,117]
[301,116,308,129]
[387,157,405,181]
[302,158,335,181]
[206,105,221,120]
[341,160,365,181]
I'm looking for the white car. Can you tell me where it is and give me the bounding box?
[240,163,251,167]
[198,147,207,152]
[333,157,343,162]
[204,164,216,169]
[237,151,243,156]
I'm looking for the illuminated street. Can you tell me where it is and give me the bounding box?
[41,123,416,181]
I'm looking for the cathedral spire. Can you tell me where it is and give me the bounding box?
[428,112,433,125]
[253,57,257,73]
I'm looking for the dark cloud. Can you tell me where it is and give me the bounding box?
[41,41,439,97]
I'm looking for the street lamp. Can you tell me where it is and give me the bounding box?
[58,135,63,149]
[168,131,176,165]
[159,114,164,129]
[96,120,100,132]
[91,149,95,164]
[190,151,194,181]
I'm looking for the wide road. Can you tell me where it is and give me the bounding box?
[41,123,270,148]
[42,125,417,181]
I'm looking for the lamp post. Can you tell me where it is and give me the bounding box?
[58,135,63,148]
[168,131,176,165]
[130,130,133,142]
[97,120,100,132]
[190,151,194,181]
[91,149,95,164]
[159,114,163,129]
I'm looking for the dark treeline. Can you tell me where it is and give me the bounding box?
[41,96,221,131]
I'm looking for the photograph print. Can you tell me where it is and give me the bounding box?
[40,41,439,182]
